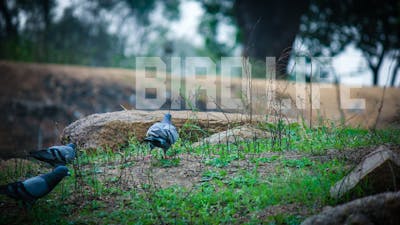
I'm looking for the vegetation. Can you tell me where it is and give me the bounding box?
[1,121,399,225]
[300,0,400,86]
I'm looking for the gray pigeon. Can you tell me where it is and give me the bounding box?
[144,113,179,158]
[29,143,76,166]
[0,166,70,204]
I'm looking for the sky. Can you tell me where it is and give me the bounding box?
[55,0,399,87]
[330,45,399,86]
[168,1,204,47]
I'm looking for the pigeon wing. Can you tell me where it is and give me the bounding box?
[54,145,76,163]
[29,149,61,166]
[0,181,37,202]
[145,123,167,147]
[146,122,164,137]
[0,167,69,202]
[164,124,179,145]
[30,145,76,166]
[22,176,50,198]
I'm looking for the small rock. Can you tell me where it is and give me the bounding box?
[330,146,400,199]
[191,125,271,147]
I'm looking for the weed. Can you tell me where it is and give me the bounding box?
[151,158,181,168]
[282,157,314,168]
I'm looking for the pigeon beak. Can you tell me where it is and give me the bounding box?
[67,171,71,176]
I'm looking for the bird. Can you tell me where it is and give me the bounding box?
[29,143,77,167]
[0,165,70,205]
[144,113,179,158]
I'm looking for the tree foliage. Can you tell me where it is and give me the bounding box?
[0,0,180,67]
[198,0,236,60]
[199,0,309,77]
[0,0,398,85]
[300,0,400,86]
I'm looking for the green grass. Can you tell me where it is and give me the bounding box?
[1,122,399,225]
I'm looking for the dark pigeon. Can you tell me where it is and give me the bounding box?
[29,143,76,166]
[144,113,179,158]
[0,166,70,204]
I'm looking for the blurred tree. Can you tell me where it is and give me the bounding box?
[199,0,310,77]
[198,0,235,61]
[300,0,400,86]
[0,0,55,36]
[0,0,122,65]
[0,0,57,61]
[0,1,18,38]
[45,7,123,66]
[0,0,180,67]
[3,0,397,86]
[233,0,309,76]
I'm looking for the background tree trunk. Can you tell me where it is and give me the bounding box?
[390,62,399,86]
[233,0,309,78]
[0,1,18,38]
[372,67,379,86]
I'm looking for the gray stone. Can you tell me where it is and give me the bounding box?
[192,125,271,147]
[330,146,400,199]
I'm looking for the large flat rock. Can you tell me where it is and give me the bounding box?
[61,110,258,150]
[330,145,400,199]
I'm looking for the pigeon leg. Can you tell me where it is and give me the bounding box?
[21,200,34,212]
[163,149,168,159]
[144,142,154,160]
[27,199,35,209]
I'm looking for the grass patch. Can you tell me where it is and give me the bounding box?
[1,123,399,224]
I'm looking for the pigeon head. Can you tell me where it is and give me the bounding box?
[53,166,71,177]
[67,143,76,149]
[162,113,172,124]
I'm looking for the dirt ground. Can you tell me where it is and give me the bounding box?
[1,145,399,222]
[83,144,399,191]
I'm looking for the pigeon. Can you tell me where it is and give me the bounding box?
[144,113,179,158]
[29,143,77,167]
[0,166,70,204]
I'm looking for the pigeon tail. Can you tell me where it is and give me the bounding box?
[29,150,52,160]
[144,136,167,149]
[29,149,47,157]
